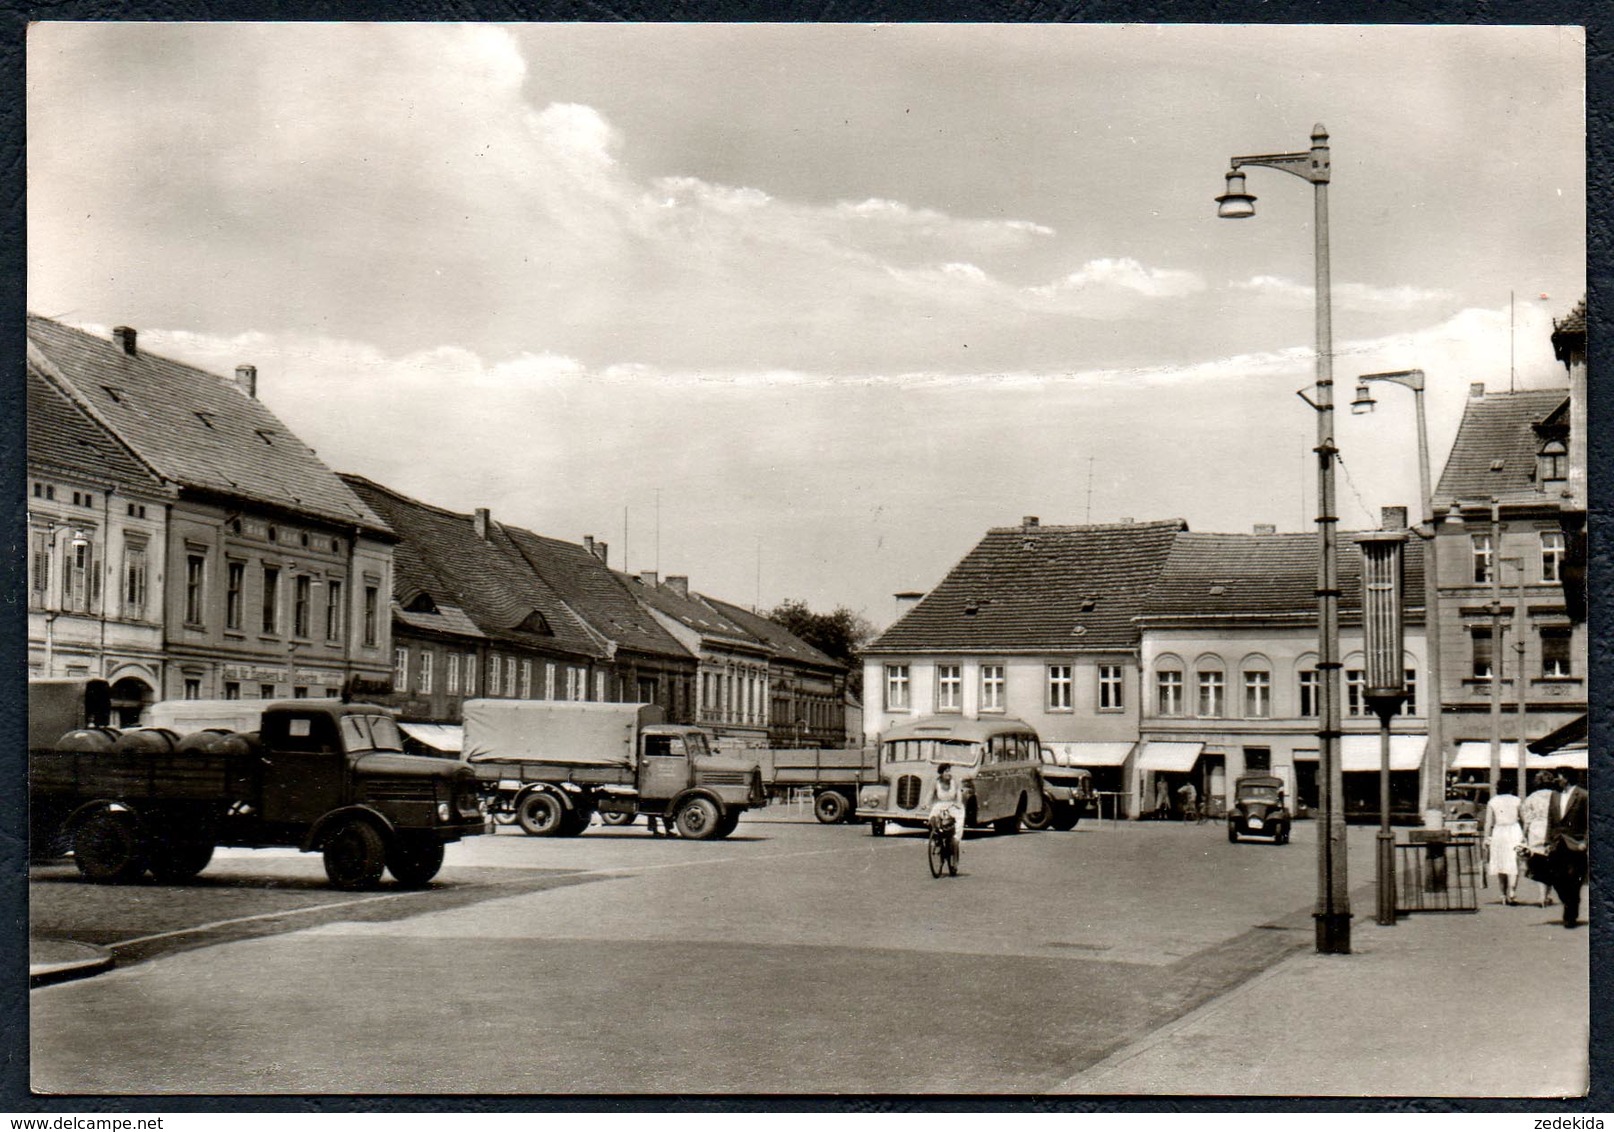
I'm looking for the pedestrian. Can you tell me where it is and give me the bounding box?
[930,763,966,865]
[1482,778,1525,905]
[1155,779,1171,820]
[1519,770,1558,907]
[1546,769,1589,928]
[1177,780,1198,823]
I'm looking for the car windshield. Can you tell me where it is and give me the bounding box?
[340,713,405,753]
[1238,785,1281,804]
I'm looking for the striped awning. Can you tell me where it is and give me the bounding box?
[398,722,464,754]
[1137,741,1204,772]
[1043,741,1134,767]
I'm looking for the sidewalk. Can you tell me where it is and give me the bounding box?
[1055,879,1589,1098]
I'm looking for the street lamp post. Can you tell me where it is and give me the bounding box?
[1350,369,1445,812]
[1357,525,1409,927]
[1218,124,1350,954]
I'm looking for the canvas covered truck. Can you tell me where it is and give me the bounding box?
[462,699,765,840]
[751,746,881,824]
[30,695,486,889]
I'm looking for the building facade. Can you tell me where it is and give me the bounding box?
[704,596,850,748]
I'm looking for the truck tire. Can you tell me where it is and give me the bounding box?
[1022,793,1054,831]
[1050,805,1080,832]
[558,805,592,837]
[813,791,851,824]
[713,810,742,839]
[675,796,723,840]
[323,819,387,890]
[600,811,637,827]
[386,835,445,887]
[516,791,566,837]
[74,808,148,884]
[147,829,216,883]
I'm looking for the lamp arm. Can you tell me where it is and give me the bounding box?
[1230,151,1325,184]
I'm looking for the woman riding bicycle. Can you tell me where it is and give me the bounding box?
[930,763,966,863]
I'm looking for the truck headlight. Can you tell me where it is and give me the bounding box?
[437,802,451,822]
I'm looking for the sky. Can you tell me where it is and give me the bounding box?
[26,23,1586,629]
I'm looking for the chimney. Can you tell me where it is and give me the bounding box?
[235,364,258,399]
[594,540,608,566]
[639,569,658,588]
[474,507,491,540]
[111,326,137,355]
[583,535,595,557]
[666,575,690,598]
[1022,515,1040,529]
[1381,506,1409,531]
[1470,382,1486,399]
[894,591,924,618]
[1253,523,1277,535]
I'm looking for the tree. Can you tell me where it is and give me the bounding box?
[768,600,876,699]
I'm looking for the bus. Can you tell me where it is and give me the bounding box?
[857,716,1045,836]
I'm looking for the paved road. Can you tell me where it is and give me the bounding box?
[31,809,1378,1095]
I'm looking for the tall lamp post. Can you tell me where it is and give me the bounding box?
[1350,369,1445,812]
[1218,124,1350,954]
[1357,523,1409,927]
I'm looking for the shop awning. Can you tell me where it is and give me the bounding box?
[1535,743,1587,771]
[399,722,464,754]
[1137,741,1204,773]
[1454,740,1586,773]
[1043,741,1134,767]
[1340,734,1426,773]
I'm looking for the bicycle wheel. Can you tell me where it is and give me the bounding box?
[947,836,958,877]
[928,832,945,878]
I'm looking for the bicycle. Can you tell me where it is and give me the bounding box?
[927,811,959,878]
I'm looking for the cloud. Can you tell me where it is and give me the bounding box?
[1230,275,1457,313]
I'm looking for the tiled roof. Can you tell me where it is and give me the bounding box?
[1551,296,1586,365]
[395,602,486,639]
[27,364,165,492]
[27,315,386,532]
[341,474,604,659]
[496,528,691,662]
[868,519,1186,653]
[1434,388,1571,507]
[1139,531,1426,621]
[702,596,843,671]
[622,575,766,652]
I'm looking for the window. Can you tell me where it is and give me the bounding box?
[63,534,98,613]
[363,585,380,646]
[980,665,1005,712]
[183,679,201,700]
[262,566,280,633]
[564,666,582,701]
[1157,670,1183,716]
[1538,439,1568,483]
[122,540,148,618]
[521,659,533,699]
[293,575,312,637]
[226,561,245,630]
[1245,747,1271,772]
[506,658,519,698]
[938,665,963,711]
[1471,534,1494,584]
[489,654,503,696]
[186,554,207,625]
[1402,669,1418,716]
[1346,669,1366,717]
[1046,665,1072,711]
[224,682,240,701]
[594,670,607,702]
[394,647,409,689]
[545,662,557,700]
[1471,628,1495,680]
[418,651,433,694]
[1098,665,1123,711]
[293,686,308,699]
[325,580,343,641]
[884,665,911,711]
[260,684,276,700]
[1244,670,1270,718]
[29,529,51,609]
[464,654,477,695]
[1298,669,1319,717]
[447,653,461,696]
[1541,531,1566,583]
[1542,629,1573,678]
[1196,670,1224,717]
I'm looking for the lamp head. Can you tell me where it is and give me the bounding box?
[1350,384,1377,415]
[1216,169,1256,219]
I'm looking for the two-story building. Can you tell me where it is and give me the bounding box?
[703,595,849,748]
[861,517,1185,802]
[1136,523,1428,820]
[26,352,171,722]
[27,316,396,705]
[1429,378,1587,785]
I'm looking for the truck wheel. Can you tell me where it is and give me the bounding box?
[558,806,592,837]
[600,811,637,827]
[1050,806,1080,832]
[147,831,215,883]
[813,791,850,824]
[74,808,148,884]
[323,819,387,890]
[1022,794,1054,831]
[516,791,566,837]
[713,810,742,839]
[386,835,445,887]
[675,796,722,840]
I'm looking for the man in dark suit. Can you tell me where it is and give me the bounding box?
[1547,769,1589,927]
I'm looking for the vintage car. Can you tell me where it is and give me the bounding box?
[1023,746,1097,831]
[1442,781,1491,836]
[1227,774,1291,844]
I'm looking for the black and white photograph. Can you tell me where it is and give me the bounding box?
[19,20,1591,1100]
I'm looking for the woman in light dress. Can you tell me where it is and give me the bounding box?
[1518,770,1559,907]
[1483,782,1525,905]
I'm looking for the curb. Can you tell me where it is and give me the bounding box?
[30,940,115,988]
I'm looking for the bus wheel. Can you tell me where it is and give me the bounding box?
[75,808,148,884]
[1022,794,1054,831]
[813,791,850,824]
